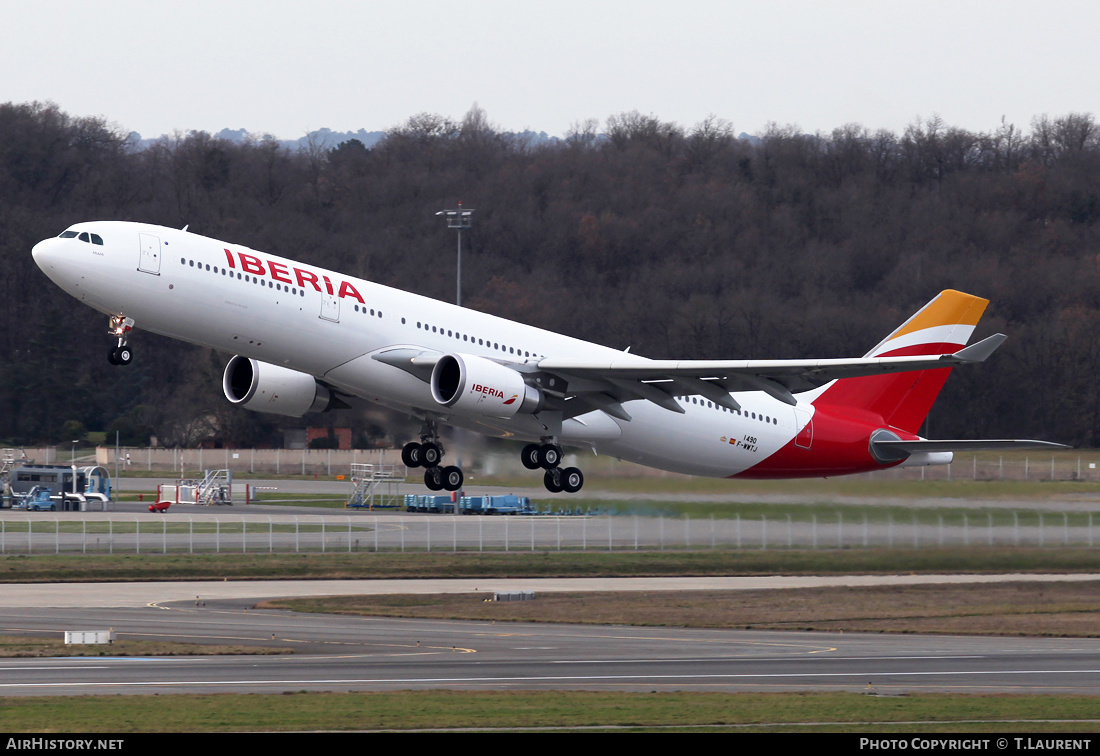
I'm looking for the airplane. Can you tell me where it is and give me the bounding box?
[31,221,1064,493]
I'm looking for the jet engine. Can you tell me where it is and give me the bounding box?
[431,353,542,418]
[223,356,333,417]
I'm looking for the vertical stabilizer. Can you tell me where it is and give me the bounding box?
[813,290,988,433]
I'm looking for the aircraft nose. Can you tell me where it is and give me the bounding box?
[32,237,60,269]
[32,238,50,263]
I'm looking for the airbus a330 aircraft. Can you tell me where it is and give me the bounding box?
[32,221,1062,493]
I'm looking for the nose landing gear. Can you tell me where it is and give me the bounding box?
[107,315,134,366]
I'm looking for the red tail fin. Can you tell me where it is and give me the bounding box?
[812,290,988,434]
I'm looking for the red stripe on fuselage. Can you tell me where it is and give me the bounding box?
[732,405,922,479]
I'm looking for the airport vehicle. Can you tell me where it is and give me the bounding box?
[32,222,1063,493]
[13,486,56,511]
[403,494,457,513]
[10,464,111,509]
[459,494,535,515]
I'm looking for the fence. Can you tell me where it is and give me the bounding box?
[0,511,1096,555]
[84,447,401,476]
[16,447,1092,482]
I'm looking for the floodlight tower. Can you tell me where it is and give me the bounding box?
[435,203,474,306]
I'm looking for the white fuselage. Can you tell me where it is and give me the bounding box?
[33,221,806,477]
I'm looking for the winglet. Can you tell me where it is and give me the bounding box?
[951,333,1007,363]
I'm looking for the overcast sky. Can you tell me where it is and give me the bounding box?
[4,0,1097,140]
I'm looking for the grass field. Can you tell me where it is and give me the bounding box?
[1,690,1098,733]
[1,546,1099,581]
[265,580,1100,637]
[0,635,287,658]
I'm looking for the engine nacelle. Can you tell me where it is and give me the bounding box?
[431,353,542,419]
[223,356,332,417]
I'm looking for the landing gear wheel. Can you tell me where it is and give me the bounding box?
[401,442,422,468]
[521,443,541,470]
[537,443,563,469]
[420,442,442,468]
[543,468,563,493]
[110,346,132,366]
[424,468,443,491]
[107,348,118,366]
[561,467,584,494]
[441,465,464,492]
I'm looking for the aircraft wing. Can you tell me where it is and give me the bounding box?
[535,333,1007,417]
[372,335,1007,421]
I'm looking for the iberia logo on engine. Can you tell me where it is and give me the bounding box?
[472,384,505,400]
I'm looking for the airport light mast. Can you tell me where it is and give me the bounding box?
[436,204,473,307]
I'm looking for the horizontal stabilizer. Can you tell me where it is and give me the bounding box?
[872,438,1069,462]
[874,439,1069,453]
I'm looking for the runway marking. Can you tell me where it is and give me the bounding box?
[279,638,477,653]
[0,665,114,671]
[109,631,294,644]
[4,667,1100,691]
[473,629,833,652]
[548,655,988,665]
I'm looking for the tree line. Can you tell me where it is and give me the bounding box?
[0,101,1097,448]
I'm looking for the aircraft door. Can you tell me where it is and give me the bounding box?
[138,233,162,275]
[794,408,813,449]
[319,292,340,322]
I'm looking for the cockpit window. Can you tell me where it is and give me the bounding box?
[59,229,104,244]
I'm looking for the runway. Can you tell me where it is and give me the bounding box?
[3,578,1100,696]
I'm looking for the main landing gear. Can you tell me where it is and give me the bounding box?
[522,439,584,493]
[401,422,464,492]
[107,314,135,366]
[402,424,583,495]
